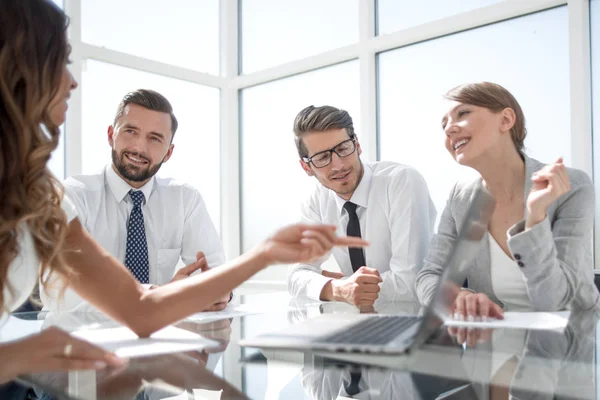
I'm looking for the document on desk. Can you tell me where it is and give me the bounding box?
[72,325,219,358]
[0,315,44,343]
[185,303,269,323]
[444,311,570,332]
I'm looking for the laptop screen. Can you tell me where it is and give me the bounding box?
[413,184,496,347]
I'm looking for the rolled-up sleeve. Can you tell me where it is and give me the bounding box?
[287,193,331,300]
[379,168,436,302]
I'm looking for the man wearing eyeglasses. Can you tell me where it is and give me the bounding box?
[287,105,436,306]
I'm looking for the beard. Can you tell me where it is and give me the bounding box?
[320,161,364,197]
[112,149,163,182]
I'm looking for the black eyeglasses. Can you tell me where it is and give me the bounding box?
[302,138,357,168]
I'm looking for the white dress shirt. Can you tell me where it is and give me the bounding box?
[40,165,225,311]
[287,161,436,302]
[3,198,77,315]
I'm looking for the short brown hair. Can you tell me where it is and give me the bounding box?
[444,82,526,153]
[113,89,178,141]
[293,105,355,158]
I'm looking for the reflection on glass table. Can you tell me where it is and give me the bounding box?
[2,293,599,399]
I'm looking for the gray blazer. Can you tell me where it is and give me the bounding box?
[415,155,599,311]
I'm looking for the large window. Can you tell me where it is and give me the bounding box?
[81,61,221,228]
[379,6,570,223]
[63,0,597,284]
[240,0,359,74]
[240,61,360,281]
[81,0,219,74]
[377,0,501,35]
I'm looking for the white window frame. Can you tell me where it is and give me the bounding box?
[61,0,595,389]
[62,0,594,275]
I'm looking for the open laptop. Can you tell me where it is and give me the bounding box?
[239,186,495,355]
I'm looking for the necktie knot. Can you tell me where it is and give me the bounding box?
[343,201,358,215]
[129,190,145,207]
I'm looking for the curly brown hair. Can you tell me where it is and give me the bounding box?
[0,0,74,313]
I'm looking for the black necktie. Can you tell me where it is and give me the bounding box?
[344,368,362,397]
[343,202,365,396]
[343,201,366,272]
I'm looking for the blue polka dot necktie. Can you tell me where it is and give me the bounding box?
[124,190,149,284]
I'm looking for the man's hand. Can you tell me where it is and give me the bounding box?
[320,266,382,306]
[322,270,344,279]
[170,252,230,311]
[171,251,208,283]
[202,294,229,312]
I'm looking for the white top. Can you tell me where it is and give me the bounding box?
[489,233,533,311]
[3,197,77,314]
[287,161,436,302]
[40,166,225,311]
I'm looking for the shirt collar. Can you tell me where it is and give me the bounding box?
[105,164,155,204]
[334,163,373,215]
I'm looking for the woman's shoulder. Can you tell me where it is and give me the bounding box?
[565,166,593,188]
[451,176,485,200]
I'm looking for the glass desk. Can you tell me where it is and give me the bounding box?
[2,292,598,399]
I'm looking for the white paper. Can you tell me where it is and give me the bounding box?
[0,315,43,343]
[186,303,267,323]
[192,388,223,400]
[72,325,218,358]
[444,311,570,331]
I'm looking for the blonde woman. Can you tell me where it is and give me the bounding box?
[416,82,599,322]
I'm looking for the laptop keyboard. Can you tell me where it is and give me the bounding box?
[317,315,422,345]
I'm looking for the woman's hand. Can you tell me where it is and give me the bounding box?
[451,290,504,321]
[0,326,125,383]
[526,157,571,229]
[447,325,493,347]
[260,224,368,265]
[446,291,502,346]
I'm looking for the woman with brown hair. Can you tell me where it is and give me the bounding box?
[415,82,599,327]
[0,0,367,382]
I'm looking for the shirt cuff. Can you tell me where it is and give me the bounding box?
[306,274,334,301]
